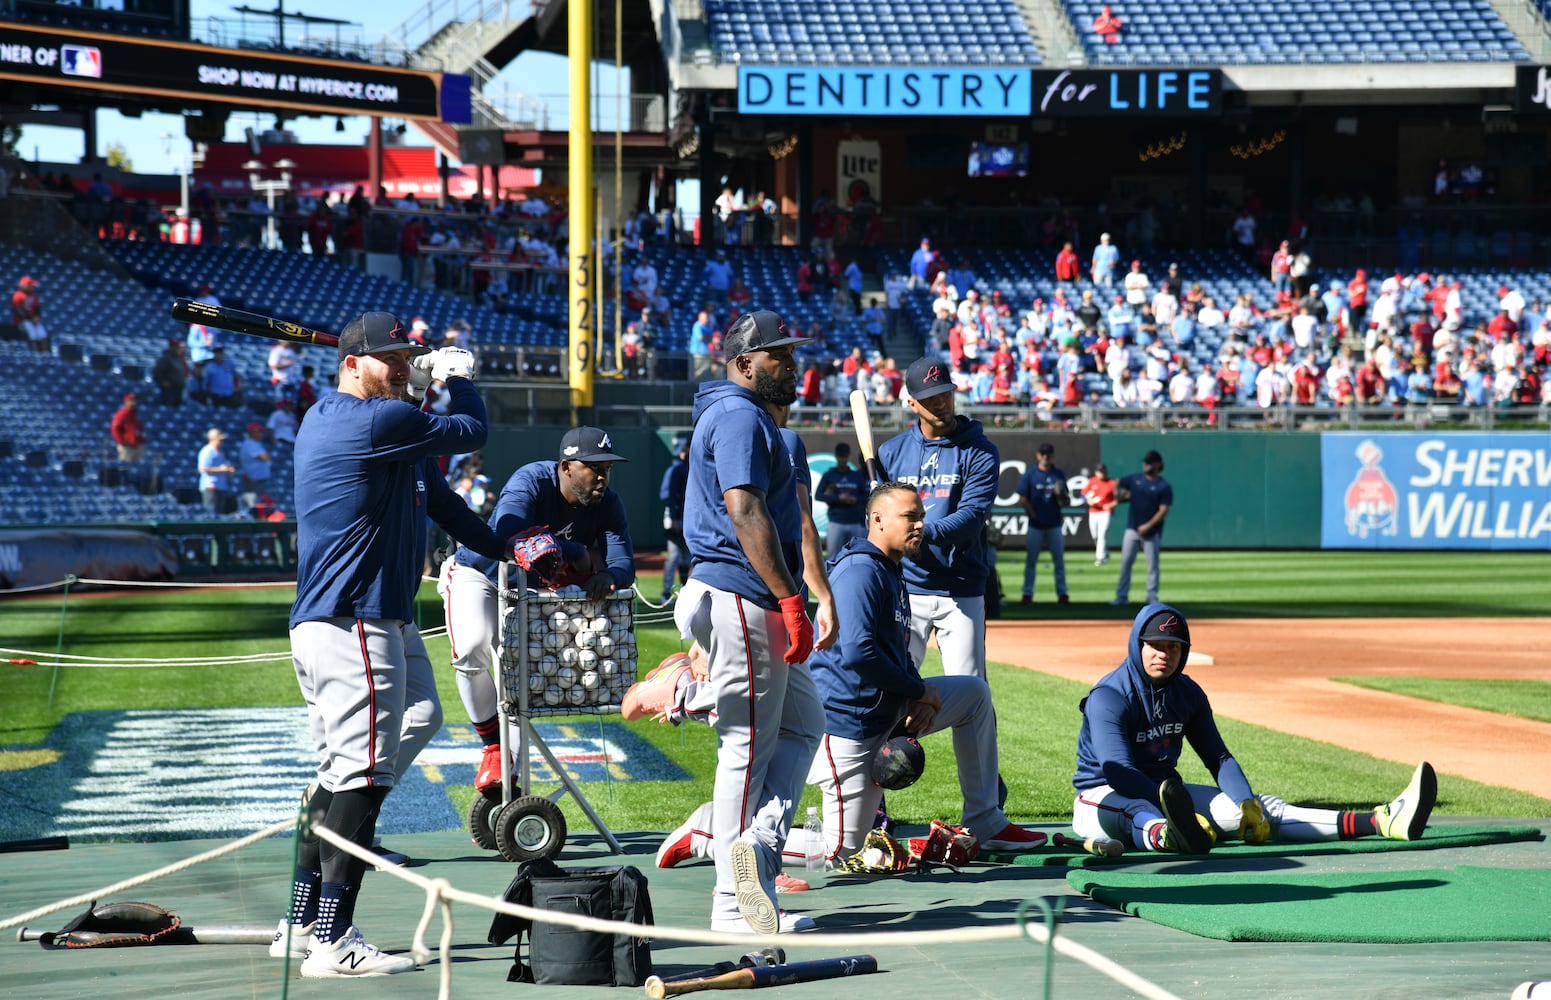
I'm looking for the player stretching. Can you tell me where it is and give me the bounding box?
[437,426,635,792]
[677,310,826,935]
[1073,604,1437,854]
[276,314,504,977]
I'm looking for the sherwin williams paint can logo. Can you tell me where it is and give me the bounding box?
[1344,439,1399,540]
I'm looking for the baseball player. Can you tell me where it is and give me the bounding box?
[677,309,824,935]
[659,433,692,603]
[438,426,636,792]
[1109,450,1172,606]
[1081,462,1117,565]
[1073,604,1438,853]
[275,313,504,978]
[1016,441,1070,605]
[875,357,1000,681]
[650,483,1045,875]
[11,275,46,354]
[814,442,869,554]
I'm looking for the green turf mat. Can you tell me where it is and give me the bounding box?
[1066,864,1551,942]
[983,825,1543,867]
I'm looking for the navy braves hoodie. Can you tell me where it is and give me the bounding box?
[683,380,803,609]
[875,415,999,598]
[1072,603,1253,804]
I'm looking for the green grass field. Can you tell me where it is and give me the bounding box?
[3,550,1548,840]
[1331,677,1551,725]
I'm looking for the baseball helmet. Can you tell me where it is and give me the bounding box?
[871,734,926,790]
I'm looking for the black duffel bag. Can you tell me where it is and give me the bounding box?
[488,858,654,986]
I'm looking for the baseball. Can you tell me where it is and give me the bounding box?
[575,629,597,650]
[543,683,563,706]
[557,665,578,689]
[527,640,543,662]
[610,623,631,643]
[566,684,588,706]
[596,634,614,656]
[599,657,618,677]
[542,629,566,652]
[560,646,580,667]
[862,847,885,867]
[539,654,559,677]
[580,668,600,689]
[570,615,589,635]
[528,619,547,640]
[550,610,571,633]
[528,671,546,694]
[589,615,610,633]
[578,649,598,670]
[559,601,580,617]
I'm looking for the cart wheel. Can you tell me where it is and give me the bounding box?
[494,796,568,862]
[468,793,500,852]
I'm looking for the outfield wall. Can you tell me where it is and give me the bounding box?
[484,427,1550,554]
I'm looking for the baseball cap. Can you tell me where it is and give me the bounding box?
[1143,449,1164,467]
[337,312,430,361]
[670,432,691,454]
[122,392,137,402]
[722,310,811,360]
[19,275,38,288]
[1498,285,1510,296]
[1131,259,1141,267]
[559,426,629,463]
[246,421,264,433]
[1138,608,1190,647]
[411,317,431,332]
[1038,442,1054,455]
[834,441,851,455]
[1094,461,1107,473]
[904,356,955,400]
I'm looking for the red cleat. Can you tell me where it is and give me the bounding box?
[983,823,1048,852]
[475,743,506,793]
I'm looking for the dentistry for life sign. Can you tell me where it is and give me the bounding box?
[1321,432,1551,549]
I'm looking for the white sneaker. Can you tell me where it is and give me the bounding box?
[268,919,312,959]
[300,925,417,978]
[711,910,815,934]
[728,837,779,936]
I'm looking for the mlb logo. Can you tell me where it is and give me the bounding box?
[61,45,103,79]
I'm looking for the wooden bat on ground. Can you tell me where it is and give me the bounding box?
[644,954,878,997]
[171,297,339,348]
[1052,832,1125,857]
[17,925,274,945]
[847,389,886,489]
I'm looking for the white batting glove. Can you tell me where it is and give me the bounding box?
[406,361,433,401]
[430,346,478,383]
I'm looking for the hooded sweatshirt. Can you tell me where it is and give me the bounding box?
[808,536,921,740]
[875,415,999,597]
[683,380,802,609]
[1072,602,1253,804]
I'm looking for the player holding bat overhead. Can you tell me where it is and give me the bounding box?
[677,309,827,936]
[279,313,506,977]
[1073,603,1438,855]
[438,426,636,793]
[875,357,1001,683]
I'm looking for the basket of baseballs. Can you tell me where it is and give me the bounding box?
[499,587,638,714]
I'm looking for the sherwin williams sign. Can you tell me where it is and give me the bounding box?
[1322,432,1551,549]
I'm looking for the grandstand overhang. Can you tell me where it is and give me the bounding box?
[473,130,684,172]
[0,20,470,122]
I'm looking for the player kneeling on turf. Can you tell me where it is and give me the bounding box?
[1072,603,1437,855]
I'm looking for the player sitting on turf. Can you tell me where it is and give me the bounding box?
[1073,603,1437,854]
[635,483,1046,889]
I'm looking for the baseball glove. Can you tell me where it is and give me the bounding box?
[907,820,981,870]
[37,901,182,949]
[506,526,562,588]
[838,828,912,875]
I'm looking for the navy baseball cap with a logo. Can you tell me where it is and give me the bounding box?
[904,356,955,400]
[1139,607,1190,648]
[337,311,431,361]
[560,426,629,463]
[722,310,811,360]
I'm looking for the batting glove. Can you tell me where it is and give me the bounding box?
[777,594,813,664]
[1238,797,1271,844]
[431,346,478,382]
[406,359,433,401]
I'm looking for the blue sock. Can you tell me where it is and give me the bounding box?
[285,866,321,926]
[313,882,359,945]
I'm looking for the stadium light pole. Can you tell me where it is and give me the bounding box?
[244,158,296,250]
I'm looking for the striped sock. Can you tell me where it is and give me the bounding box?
[473,714,501,746]
[285,866,320,926]
[1338,811,1378,839]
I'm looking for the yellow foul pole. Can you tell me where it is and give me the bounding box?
[568,0,595,415]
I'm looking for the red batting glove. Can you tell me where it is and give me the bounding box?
[778,594,814,664]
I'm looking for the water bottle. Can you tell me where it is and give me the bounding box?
[803,807,824,873]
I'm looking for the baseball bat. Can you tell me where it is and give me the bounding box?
[17,925,274,945]
[644,955,878,998]
[1053,832,1125,857]
[0,836,68,853]
[847,389,886,489]
[170,297,339,348]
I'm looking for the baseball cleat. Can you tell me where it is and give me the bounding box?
[370,841,410,867]
[1109,596,1127,606]
[1375,761,1436,841]
[269,919,313,959]
[300,925,417,978]
[621,656,692,722]
[1059,594,1071,605]
[983,823,1048,852]
[711,910,814,934]
[773,871,810,893]
[474,743,506,793]
[729,837,779,936]
[657,802,712,868]
[1158,776,1214,854]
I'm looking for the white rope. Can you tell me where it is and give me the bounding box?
[0,628,448,671]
